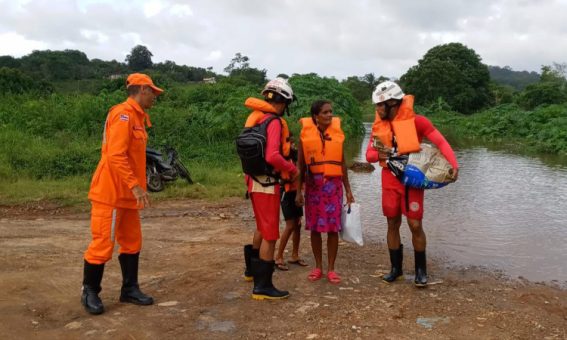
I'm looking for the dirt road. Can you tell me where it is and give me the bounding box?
[1,198,566,339]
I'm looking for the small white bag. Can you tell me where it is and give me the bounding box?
[340,203,363,246]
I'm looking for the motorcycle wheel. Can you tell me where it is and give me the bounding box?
[174,159,193,184]
[146,164,164,192]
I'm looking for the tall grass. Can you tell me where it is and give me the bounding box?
[0,75,365,205]
[422,103,567,155]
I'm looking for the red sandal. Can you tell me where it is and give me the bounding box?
[327,271,341,284]
[307,268,323,282]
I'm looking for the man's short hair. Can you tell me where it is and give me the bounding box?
[127,85,141,96]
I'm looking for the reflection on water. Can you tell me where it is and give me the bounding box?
[351,123,567,283]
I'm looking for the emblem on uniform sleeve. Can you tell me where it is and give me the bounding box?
[119,114,129,122]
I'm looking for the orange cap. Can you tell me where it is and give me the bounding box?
[126,73,164,94]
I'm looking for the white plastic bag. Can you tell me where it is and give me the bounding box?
[340,203,363,246]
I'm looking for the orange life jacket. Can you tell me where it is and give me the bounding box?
[371,95,421,167]
[244,98,291,179]
[300,117,344,177]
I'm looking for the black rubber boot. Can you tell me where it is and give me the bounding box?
[251,257,289,300]
[243,245,259,282]
[382,244,404,283]
[414,250,428,287]
[118,253,154,305]
[81,260,105,315]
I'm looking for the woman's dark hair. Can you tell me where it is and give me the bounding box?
[310,100,331,118]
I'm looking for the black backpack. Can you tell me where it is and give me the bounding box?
[236,115,281,185]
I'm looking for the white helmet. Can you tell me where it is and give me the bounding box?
[262,77,295,103]
[372,81,404,104]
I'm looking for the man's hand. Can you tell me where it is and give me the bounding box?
[449,168,459,182]
[373,140,392,161]
[378,150,390,161]
[132,185,150,209]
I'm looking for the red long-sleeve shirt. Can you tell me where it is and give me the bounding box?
[246,115,297,192]
[365,115,458,169]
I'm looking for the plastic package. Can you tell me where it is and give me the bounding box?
[340,203,363,246]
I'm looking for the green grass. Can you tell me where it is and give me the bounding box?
[0,76,372,206]
[0,163,245,206]
[0,176,91,206]
[150,164,245,200]
[424,103,567,155]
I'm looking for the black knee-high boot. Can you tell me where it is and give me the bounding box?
[81,260,105,315]
[382,244,404,283]
[251,257,289,300]
[414,250,427,287]
[243,244,259,282]
[118,253,154,305]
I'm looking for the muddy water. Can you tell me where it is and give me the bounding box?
[350,123,567,283]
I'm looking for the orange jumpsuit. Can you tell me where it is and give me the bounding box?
[84,97,151,264]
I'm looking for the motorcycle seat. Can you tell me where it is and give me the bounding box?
[146,147,162,157]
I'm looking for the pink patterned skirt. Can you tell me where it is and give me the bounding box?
[304,174,343,233]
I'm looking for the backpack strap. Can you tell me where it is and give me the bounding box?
[259,114,281,130]
[250,174,279,187]
[256,114,282,186]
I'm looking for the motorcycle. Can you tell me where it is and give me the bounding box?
[146,146,193,192]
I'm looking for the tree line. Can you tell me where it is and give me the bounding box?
[1,42,566,114]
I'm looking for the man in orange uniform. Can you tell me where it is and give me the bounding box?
[81,73,163,315]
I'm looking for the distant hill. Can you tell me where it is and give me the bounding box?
[488,65,540,90]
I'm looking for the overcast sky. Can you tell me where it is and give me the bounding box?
[1,0,566,79]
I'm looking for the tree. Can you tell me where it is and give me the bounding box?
[517,64,567,109]
[0,67,53,94]
[90,58,128,78]
[400,42,491,114]
[488,65,539,90]
[341,74,390,103]
[489,82,515,105]
[342,76,372,102]
[19,49,90,80]
[0,56,21,69]
[230,67,266,86]
[540,63,567,82]
[223,53,266,85]
[224,53,249,74]
[126,45,153,71]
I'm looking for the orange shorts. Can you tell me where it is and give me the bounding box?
[84,201,142,264]
[381,169,424,220]
[249,192,280,241]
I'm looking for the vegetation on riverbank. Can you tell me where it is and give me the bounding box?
[419,102,567,155]
[0,73,365,204]
[1,44,566,205]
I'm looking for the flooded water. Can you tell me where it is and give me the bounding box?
[350,123,567,284]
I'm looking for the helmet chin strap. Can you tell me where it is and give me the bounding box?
[284,99,293,116]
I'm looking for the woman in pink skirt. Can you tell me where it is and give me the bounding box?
[295,100,355,284]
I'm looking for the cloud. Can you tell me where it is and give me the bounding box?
[80,29,109,44]
[206,50,222,62]
[144,0,165,18]
[1,0,566,78]
[0,31,47,55]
